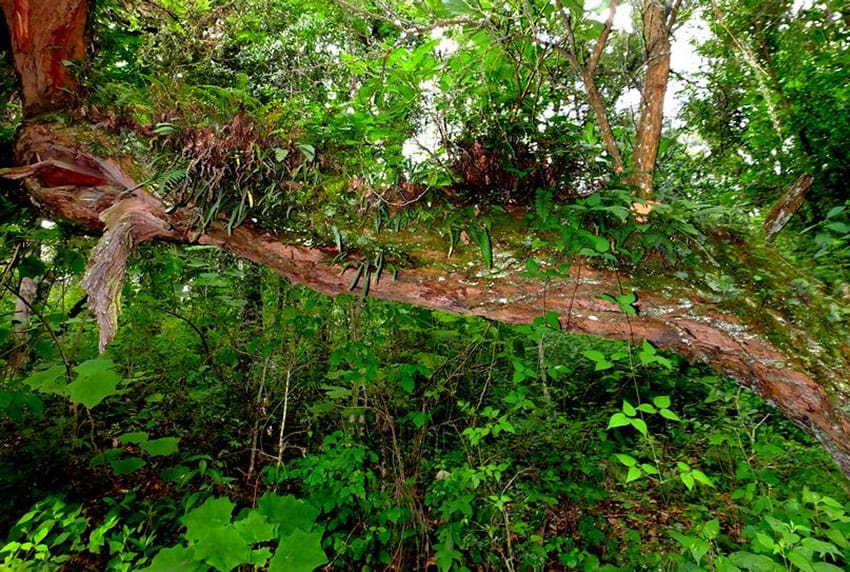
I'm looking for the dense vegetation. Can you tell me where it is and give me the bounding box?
[1,0,850,570]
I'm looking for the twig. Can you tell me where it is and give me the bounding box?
[158,306,214,365]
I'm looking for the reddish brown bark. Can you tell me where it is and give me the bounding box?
[5,121,850,477]
[628,0,671,199]
[0,0,88,114]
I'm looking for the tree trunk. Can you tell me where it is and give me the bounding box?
[0,0,88,114]
[764,173,814,242]
[8,275,36,370]
[4,120,850,478]
[628,0,671,199]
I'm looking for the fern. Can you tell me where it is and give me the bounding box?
[149,165,188,198]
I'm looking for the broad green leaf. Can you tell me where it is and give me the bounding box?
[753,531,776,552]
[544,311,562,331]
[614,453,637,467]
[630,418,648,436]
[138,545,199,572]
[110,457,145,475]
[607,413,631,429]
[653,395,672,409]
[622,401,636,416]
[18,256,47,278]
[234,510,276,544]
[800,537,840,557]
[787,550,815,572]
[825,527,849,549]
[691,470,715,488]
[582,350,613,370]
[410,411,429,428]
[141,437,180,457]
[69,359,122,409]
[119,432,149,445]
[441,0,472,16]
[250,547,273,566]
[636,403,657,414]
[274,148,289,163]
[660,408,682,422]
[713,555,743,572]
[90,448,122,468]
[641,463,659,475]
[295,142,315,162]
[268,528,328,572]
[256,493,319,536]
[24,365,67,396]
[0,390,43,420]
[589,234,609,253]
[680,472,695,491]
[703,518,721,540]
[192,525,251,572]
[625,466,642,482]
[812,563,845,572]
[477,227,492,269]
[728,551,785,571]
[182,497,236,542]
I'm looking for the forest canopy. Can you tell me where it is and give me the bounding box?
[1,0,850,570]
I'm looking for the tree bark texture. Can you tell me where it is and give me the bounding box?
[628,0,671,199]
[5,121,850,478]
[764,173,814,242]
[0,0,88,114]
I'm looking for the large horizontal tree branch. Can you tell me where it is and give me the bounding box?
[5,121,850,477]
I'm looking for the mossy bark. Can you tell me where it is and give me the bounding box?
[4,120,850,478]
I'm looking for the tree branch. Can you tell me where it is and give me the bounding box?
[587,0,618,76]
[5,120,850,477]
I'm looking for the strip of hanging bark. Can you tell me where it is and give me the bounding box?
[80,196,176,352]
[764,173,814,242]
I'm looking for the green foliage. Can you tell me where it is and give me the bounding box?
[142,493,327,572]
[1,496,89,569]
[1,248,848,569]
[3,1,850,570]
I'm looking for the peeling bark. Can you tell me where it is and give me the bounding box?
[4,122,850,477]
[81,197,176,351]
[764,173,813,242]
[0,0,88,114]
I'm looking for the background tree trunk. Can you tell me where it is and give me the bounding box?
[628,0,671,199]
[0,0,88,114]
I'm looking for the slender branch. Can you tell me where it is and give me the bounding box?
[0,242,23,287]
[158,306,213,365]
[587,0,619,76]
[554,0,580,62]
[666,0,685,32]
